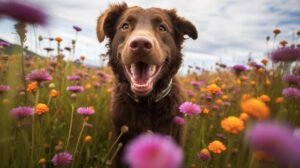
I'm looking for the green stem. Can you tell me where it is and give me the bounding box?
[66,103,75,150]
[72,120,85,168]
[31,87,40,167]
[102,131,124,165]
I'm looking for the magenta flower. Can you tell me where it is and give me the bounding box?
[179,102,201,116]
[77,107,95,116]
[67,75,81,81]
[247,122,300,167]
[282,74,300,86]
[26,70,52,82]
[51,152,72,166]
[66,86,84,93]
[232,65,247,72]
[10,106,34,119]
[124,134,183,168]
[271,45,300,63]
[0,41,10,47]
[0,85,10,93]
[73,26,82,32]
[0,1,47,25]
[173,116,185,125]
[282,87,300,99]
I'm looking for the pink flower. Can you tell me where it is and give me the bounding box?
[124,134,183,168]
[173,116,185,125]
[77,107,95,116]
[51,152,72,166]
[10,106,34,119]
[26,70,52,82]
[179,102,201,116]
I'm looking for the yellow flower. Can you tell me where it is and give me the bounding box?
[222,95,229,101]
[205,84,221,94]
[276,97,284,103]
[258,94,271,102]
[241,98,270,119]
[27,81,37,92]
[221,116,244,134]
[84,135,92,143]
[50,89,59,97]
[239,113,249,121]
[208,140,226,154]
[35,103,49,115]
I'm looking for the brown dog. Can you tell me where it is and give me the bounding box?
[97,2,197,167]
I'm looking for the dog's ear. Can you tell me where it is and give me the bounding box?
[166,9,198,40]
[97,3,128,42]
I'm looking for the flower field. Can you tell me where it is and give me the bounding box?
[0,2,300,168]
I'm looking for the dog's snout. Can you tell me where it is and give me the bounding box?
[129,37,153,52]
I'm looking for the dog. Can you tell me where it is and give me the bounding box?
[97,2,197,167]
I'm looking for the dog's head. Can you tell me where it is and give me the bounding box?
[97,3,197,96]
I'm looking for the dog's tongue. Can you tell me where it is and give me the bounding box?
[132,62,150,84]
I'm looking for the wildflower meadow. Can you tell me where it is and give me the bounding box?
[0,1,300,168]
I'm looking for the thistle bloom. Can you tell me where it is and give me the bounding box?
[67,75,81,81]
[282,87,300,99]
[179,102,201,116]
[282,74,300,86]
[0,1,47,24]
[173,116,185,125]
[221,116,244,134]
[247,122,300,167]
[73,26,82,32]
[26,70,52,82]
[0,85,10,93]
[10,106,34,119]
[66,86,84,93]
[271,45,300,63]
[124,134,183,168]
[51,152,73,166]
[232,65,247,74]
[241,98,270,119]
[208,140,226,154]
[77,107,95,116]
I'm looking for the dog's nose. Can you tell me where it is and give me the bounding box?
[129,37,153,52]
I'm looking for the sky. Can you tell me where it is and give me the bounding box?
[0,0,299,73]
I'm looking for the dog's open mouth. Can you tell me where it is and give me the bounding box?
[125,62,162,95]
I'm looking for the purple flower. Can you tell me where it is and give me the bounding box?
[190,81,203,87]
[294,129,300,140]
[282,87,300,99]
[26,70,52,82]
[77,107,95,116]
[186,90,196,97]
[51,152,72,166]
[10,106,34,119]
[247,122,300,167]
[67,75,81,81]
[232,65,247,72]
[0,41,10,47]
[173,116,185,125]
[271,45,300,63]
[66,86,84,93]
[73,26,82,32]
[0,85,10,93]
[179,102,201,116]
[0,1,47,25]
[124,134,183,168]
[282,74,300,86]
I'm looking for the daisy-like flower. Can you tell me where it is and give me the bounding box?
[0,85,10,93]
[124,133,183,168]
[179,102,201,116]
[208,140,226,154]
[0,1,47,25]
[73,26,82,32]
[247,122,300,167]
[10,106,34,119]
[77,107,95,116]
[282,87,300,99]
[51,152,73,166]
[271,45,300,63]
[66,86,84,93]
[173,116,185,125]
[221,116,244,134]
[26,70,52,82]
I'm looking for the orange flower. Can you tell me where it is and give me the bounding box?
[205,84,221,94]
[215,99,223,106]
[35,103,49,115]
[55,37,63,42]
[258,94,271,102]
[239,113,249,121]
[276,97,284,103]
[208,140,226,154]
[37,158,46,165]
[279,40,288,47]
[261,59,268,65]
[273,28,281,36]
[250,81,256,86]
[265,79,271,86]
[26,81,37,92]
[241,98,270,119]
[50,89,59,97]
[202,107,209,114]
[222,95,229,101]
[80,56,85,61]
[241,94,252,101]
[85,83,92,89]
[84,135,92,143]
[221,116,244,134]
[253,150,273,162]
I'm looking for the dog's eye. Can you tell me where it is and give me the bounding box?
[120,23,129,31]
[158,24,167,32]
